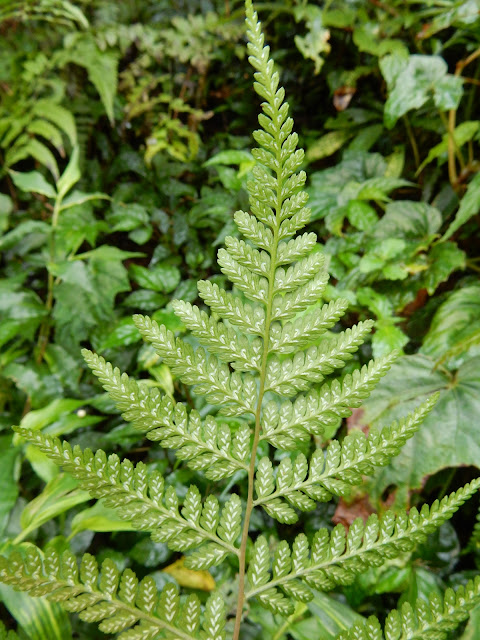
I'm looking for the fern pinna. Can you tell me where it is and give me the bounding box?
[1,2,479,639]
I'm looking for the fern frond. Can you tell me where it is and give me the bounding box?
[223,237,270,277]
[82,351,249,480]
[269,298,350,354]
[467,501,480,553]
[255,395,438,522]
[197,280,266,335]
[335,576,480,640]
[245,478,480,615]
[82,349,174,432]
[217,248,268,303]
[0,548,224,640]
[261,352,398,447]
[146,406,250,481]
[276,232,317,264]
[133,315,257,416]
[264,320,375,395]
[271,270,329,322]
[15,428,240,568]
[171,301,263,372]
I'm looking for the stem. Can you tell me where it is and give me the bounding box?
[444,46,480,189]
[402,116,420,170]
[232,53,286,637]
[232,216,280,640]
[34,196,63,364]
[438,110,464,189]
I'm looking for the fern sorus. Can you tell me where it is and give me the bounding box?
[1,1,479,639]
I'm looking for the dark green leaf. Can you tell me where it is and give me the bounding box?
[363,354,480,505]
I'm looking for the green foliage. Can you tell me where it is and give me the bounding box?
[1,0,480,638]
[0,547,225,640]
[337,576,480,640]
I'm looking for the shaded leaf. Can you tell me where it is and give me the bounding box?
[363,354,480,505]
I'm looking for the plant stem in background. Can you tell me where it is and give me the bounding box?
[403,115,420,170]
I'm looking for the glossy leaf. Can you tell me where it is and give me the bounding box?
[363,354,480,505]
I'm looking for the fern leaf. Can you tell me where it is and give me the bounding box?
[271,271,329,322]
[256,395,438,521]
[273,252,325,294]
[201,593,226,640]
[261,352,398,446]
[264,321,375,395]
[82,348,174,431]
[82,350,249,480]
[276,232,318,264]
[197,280,266,336]
[335,576,480,640]
[223,236,270,277]
[0,548,219,640]
[14,428,239,566]
[246,479,480,614]
[133,314,257,416]
[217,248,268,303]
[171,301,263,372]
[269,298,350,354]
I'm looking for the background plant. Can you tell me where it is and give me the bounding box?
[0,0,480,638]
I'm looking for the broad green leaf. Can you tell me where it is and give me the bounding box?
[442,172,480,241]
[15,398,85,433]
[70,500,136,537]
[308,151,406,224]
[381,54,463,128]
[25,445,59,484]
[372,201,442,242]
[353,25,407,58]
[130,263,181,293]
[422,285,480,362]
[372,322,408,359]
[419,0,480,37]
[363,354,480,506]
[0,193,12,233]
[56,146,80,198]
[204,149,254,168]
[97,317,142,351]
[65,38,118,124]
[3,362,63,409]
[27,119,64,154]
[460,603,480,639]
[348,124,384,152]
[32,101,77,146]
[0,582,72,640]
[398,566,444,610]
[0,290,47,347]
[420,242,465,295]
[0,436,21,537]
[52,248,135,351]
[306,130,353,162]
[7,138,60,180]
[290,591,364,640]
[357,288,407,358]
[347,200,378,231]
[417,121,479,173]
[107,202,149,231]
[18,474,90,542]
[123,289,168,311]
[9,170,56,199]
[59,189,110,211]
[0,220,50,253]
